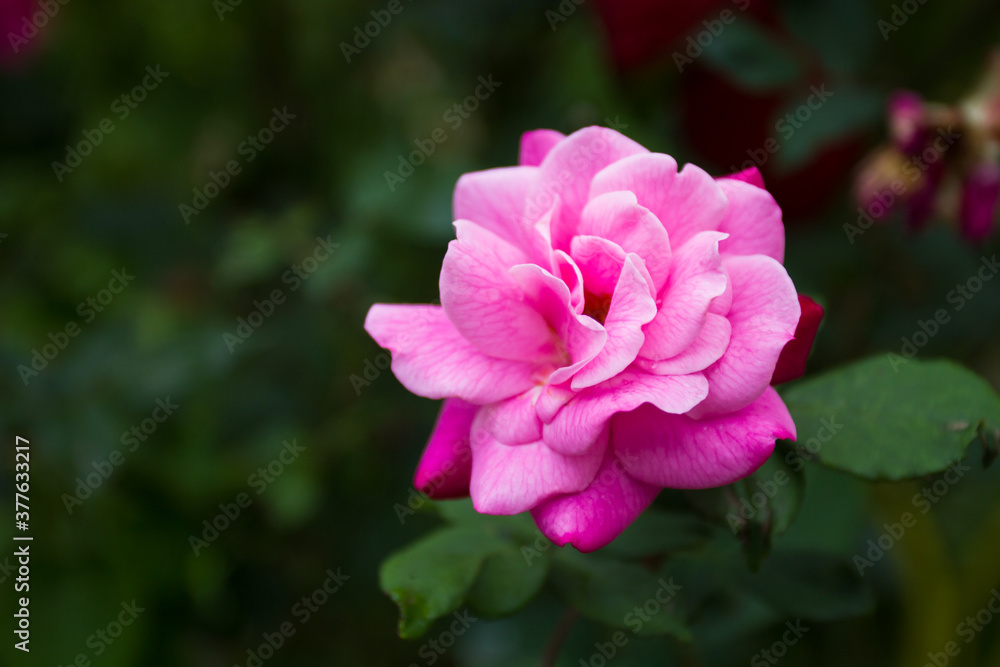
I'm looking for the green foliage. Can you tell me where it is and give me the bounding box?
[783,357,1000,480]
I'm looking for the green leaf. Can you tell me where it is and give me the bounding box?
[603,509,713,559]
[782,357,1000,480]
[468,543,550,617]
[379,525,505,638]
[742,550,875,621]
[550,552,691,640]
[701,19,802,91]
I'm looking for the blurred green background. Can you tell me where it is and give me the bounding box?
[3,0,1000,665]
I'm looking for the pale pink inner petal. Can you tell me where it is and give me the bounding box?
[531,126,649,252]
[578,191,672,291]
[640,231,729,360]
[543,370,709,455]
[571,255,658,390]
[688,255,800,418]
[634,313,732,376]
[440,220,558,362]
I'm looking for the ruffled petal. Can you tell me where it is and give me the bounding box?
[543,370,709,455]
[689,255,800,417]
[531,126,648,251]
[590,154,728,250]
[613,387,795,488]
[578,191,672,290]
[470,426,608,515]
[640,231,729,360]
[531,448,660,552]
[519,129,566,167]
[440,220,558,361]
[572,255,657,389]
[635,313,731,376]
[715,178,785,262]
[365,304,538,404]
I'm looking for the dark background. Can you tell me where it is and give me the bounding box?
[2,0,1000,665]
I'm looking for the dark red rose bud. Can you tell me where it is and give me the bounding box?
[771,294,824,385]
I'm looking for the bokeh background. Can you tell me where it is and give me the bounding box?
[3,0,1000,665]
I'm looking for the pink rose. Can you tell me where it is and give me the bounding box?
[366,127,811,552]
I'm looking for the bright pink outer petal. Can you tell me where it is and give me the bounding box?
[414,399,477,499]
[474,386,543,446]
[508,264,607,388]
[364,304,538,404]
[688,255,800,418]
[719,166,766,190]
[613,387,796,488]
[714,179,785,262]
[531,448,660,553]
[453,166,549,262]
[543,370,709,455]
[590,154,728,250]
[469,425,608,515]
[634,313,732,376]
[571,255,658,390]
[771,294,825,385]
[519,129,566,167]
[530,126,648,252]
[578,191,672,290]
[440,220,557,362]
[639,231,729,360]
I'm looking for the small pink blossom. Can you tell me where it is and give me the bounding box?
[366,127,811,551]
